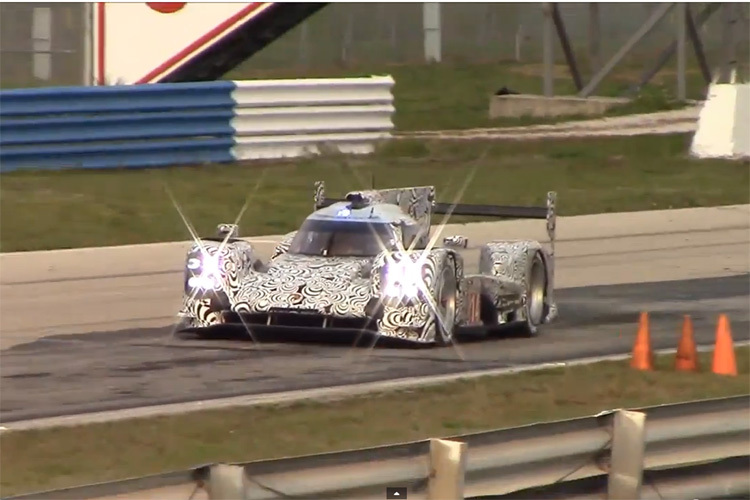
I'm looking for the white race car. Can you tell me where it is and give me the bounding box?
[178,181,558,345]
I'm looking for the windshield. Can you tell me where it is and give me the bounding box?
[289,219,397,257]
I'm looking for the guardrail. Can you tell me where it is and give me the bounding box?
[6,395,749,500]
[0,76,395,173]
[490,455,750,500]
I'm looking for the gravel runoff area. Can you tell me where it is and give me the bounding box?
[399,106,701,139]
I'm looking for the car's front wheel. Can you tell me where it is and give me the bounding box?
[434,261,457,346]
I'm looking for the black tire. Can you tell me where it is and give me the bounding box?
[521,252,548,337]
[172,317,199,339]
[434,260,457,346]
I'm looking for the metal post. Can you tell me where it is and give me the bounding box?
[588,3,601,73]
[551,3,582,91]
[685,5,712,85]
[298,21,309,67]
[82,2,93,85]
[195,464,248,499]
[340,9,354,65]
[542,3,554,97]
[579,2,674,98]
[676,2,686,101]
[428,438,467,500]
[423,2,442,63]
[31,6,52,81]
[630,3,719,95]
[515,24,524,62]
[719,3,737,83]
[608,410,647,500]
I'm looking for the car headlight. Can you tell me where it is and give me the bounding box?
[382,259,424,299]
[186,253,223,291]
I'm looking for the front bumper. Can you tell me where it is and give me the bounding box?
[179,297,436,343]
[225,308,378,330]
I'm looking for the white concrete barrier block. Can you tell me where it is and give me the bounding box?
[733,83,750,157]
[690,82,750,159]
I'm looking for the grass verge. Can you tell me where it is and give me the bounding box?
[1,346,749,496]
[2,134,749,252]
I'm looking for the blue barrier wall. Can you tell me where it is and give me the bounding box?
[0,81,238,172]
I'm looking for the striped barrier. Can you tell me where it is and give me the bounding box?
[0,76,395,173]
[231,77,395,161]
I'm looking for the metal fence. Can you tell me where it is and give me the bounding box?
[0,2,87,88]
[1,2,749,89]
[6,396,750,500]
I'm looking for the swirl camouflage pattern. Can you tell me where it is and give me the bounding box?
[177,181,558,345]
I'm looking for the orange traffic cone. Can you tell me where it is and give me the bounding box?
[631,312,654,371]
[712,314,737,376]
[675,315,699,372]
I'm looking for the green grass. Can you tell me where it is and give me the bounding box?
[2,346,748,497]
[227,60,712,131]
[2,134,748,252]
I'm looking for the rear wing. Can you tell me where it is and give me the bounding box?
[432,192,558,255]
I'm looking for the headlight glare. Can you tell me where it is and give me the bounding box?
[201,255,222,277]
[187,275,219,290]
[186,252,223,291]
[383,259,423,299]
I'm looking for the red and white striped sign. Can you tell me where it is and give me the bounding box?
[93,2,273,85]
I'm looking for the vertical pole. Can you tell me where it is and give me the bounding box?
[608,410,647,500]
[719,3,736,83]
[580,2,673,98]
[389,10,397,53]
[428,439,467,500]
[676,2,686,100]
[31,6,52,82]
[685,4,712,85]
[82,2,93,85]
[588,3,601,73]
[423,2,442,63]
[551,3,583,91]
[630,3,719,95]
[542,3,554,97]
[340,8,354,65]
[298,21,309,67]
[515,24,524,62]
[199,464,247,499]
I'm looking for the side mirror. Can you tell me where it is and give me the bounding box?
[217,223,239,239]
[443,235,468,248]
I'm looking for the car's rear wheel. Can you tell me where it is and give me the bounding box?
[435,261,457,346]
[521,252,547,337]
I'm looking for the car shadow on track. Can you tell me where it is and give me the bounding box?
[173,323,533,350]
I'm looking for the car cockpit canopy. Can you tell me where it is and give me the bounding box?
[289,218,399,258]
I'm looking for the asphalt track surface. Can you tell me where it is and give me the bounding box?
[2,205,748,349]
[2,273,748,423]
[1,205,748,425]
